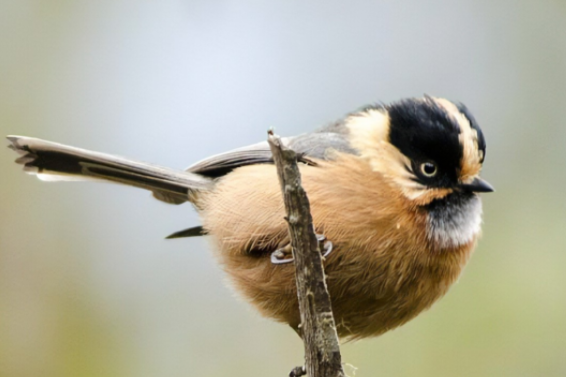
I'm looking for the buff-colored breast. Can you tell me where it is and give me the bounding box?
[198,154,476,339]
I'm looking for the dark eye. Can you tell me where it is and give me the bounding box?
[420,162,437,177]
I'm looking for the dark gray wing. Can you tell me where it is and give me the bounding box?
[186,132,357,178]
[186,140,278,178]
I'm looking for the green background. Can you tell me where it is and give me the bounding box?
[1,1,565,376]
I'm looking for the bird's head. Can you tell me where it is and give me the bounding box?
[346,96,493,206]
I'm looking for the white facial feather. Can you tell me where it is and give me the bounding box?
[427,195,482,248]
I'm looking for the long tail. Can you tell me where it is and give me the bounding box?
[7,136,214,204]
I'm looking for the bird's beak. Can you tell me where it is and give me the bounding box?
[458,177,495,193]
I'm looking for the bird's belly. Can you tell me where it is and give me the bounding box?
[200,162,476,339]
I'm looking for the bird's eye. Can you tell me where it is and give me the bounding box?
[420,162,437,177]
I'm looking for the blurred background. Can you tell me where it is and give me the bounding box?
[1,1,565,376]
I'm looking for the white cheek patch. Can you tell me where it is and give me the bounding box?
[427,195,483,248]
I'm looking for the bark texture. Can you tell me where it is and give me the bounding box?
[268,131,345,377]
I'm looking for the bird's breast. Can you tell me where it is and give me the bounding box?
[199,155,479,339]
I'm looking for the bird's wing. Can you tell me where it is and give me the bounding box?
[186,132,357,178]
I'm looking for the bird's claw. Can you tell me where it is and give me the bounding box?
[270,234,333,265]
[289,366,306,377]
[317,234,333,259]
[271,244,293,264]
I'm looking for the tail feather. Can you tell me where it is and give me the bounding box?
[7,136,213,204]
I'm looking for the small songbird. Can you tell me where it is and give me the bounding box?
[7,96,493,340]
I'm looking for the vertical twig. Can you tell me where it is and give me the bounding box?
[268,131,345,377]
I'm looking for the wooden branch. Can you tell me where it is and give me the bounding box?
[267,131,345,377]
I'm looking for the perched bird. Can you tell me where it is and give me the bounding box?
[7,96,493,340]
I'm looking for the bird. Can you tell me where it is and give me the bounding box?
[6,95,493,340]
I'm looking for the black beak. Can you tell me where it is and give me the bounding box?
[458,177,495,193]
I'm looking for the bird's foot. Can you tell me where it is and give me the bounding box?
[270,243,293,264]
[316,233,333,259]
[270,234,333,265]
[289,366,306,377]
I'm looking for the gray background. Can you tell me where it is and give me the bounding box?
[1,1,565,376]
